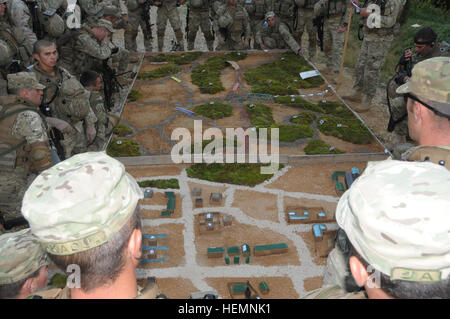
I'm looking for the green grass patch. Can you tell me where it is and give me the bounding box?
[245,103,275,127]
[274,96,324,113]
[186,163,284,187]
[152,52,203,65]
[191,137,243,153]
[127,89,143,102]
[304,139,345,155]
[137,63,181,81]
[318,100,357,120]
[191,52,247,94]
[244,52,324,95]
[113,123,133,137]
[274,124,314,142]
[317,116,373,144]
[193,101,233,119]
[138,179,180,189]
[107,139,141,157]
[290,112,316,125]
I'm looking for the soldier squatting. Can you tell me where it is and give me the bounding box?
[0,0,449,300]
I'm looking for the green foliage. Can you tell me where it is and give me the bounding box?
[191,52,247,94]
[191,137,243,153]
[193,101,233,119]
[152,52,203,65]
[244,52,324,95]
[273,124,314,142]
[317,116,373,144]
[137,63,181,80]
[289,112,316,125]
[245,103,275,127]
[318,100,357,120]
[274,96,324,113]
[107,139,141,157]
[304,139,345,155]
[138,179,180,189]
[113,123,133,137]
[50,273,67,289]
[186,163,285,187]
[127,89,144,102]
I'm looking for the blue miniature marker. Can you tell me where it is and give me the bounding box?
[313,224,327,238]
[351,167,360,176]
[175,107,195,116]
[318,212,326,218]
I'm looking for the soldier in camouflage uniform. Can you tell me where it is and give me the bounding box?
[388,27,449,140]
[344,0,404,112]
[186,0,215,51]
[22,152,165,299]
[273,0,295,31]
[314,0,348,80]
[0,72,52,231]
[153,0,186,52]
[294,0,318,60]
[80,70,115,151]
[303,159,450,299]
[239,0,273,49]
[124,0,154,54]
[7,0,37,47]
[255,11,301,54]
[0,229,50,298]
[215,0,251,50]
[30,40,97,159]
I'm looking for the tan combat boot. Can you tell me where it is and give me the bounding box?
[352,94,372,113]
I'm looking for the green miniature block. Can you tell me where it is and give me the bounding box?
[232,284,247,293]
[245,255,250,264]
[233,256,240,264]
[225,255,230,265]
[336,182,345,191]
[161,210,171,216]
[227,246,240,255]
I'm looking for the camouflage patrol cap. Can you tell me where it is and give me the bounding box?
[0,229,50,285]
[7,72,46,90]
[265,11,276,20]
[336,160,450,283]
[21,152,143,256]
[100,5,120,18]
[396,57,450,116]
[95,18,115,33]
[0,39,13,67]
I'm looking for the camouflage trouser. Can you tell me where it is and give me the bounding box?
[61,123,87,158]
[0,77,7,96]
[262,35,287,49]
[323,16,345,74]
[124,9,153,52]
[0,169,27,221]
[249,18,263,49]
[157,6,184,51]
[390,96,408,136]
[294,8,316,59]
[354,34,393,97]
[217,32,248,51]
[187,8,214,51]
[111,46,130,73]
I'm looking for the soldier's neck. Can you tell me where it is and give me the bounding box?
[418,134,450,147]
[70,263,138,299]
[37,63,56,76]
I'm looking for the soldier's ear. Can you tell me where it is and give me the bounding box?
[128,228,142,265]
[349,256,369,287]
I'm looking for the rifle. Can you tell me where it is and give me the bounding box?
[101,57,121,112]
[312,16,324,51]
[170,40,181,52]
[26,1,45,40]
[141,0,154,42]
[185,4,190,39]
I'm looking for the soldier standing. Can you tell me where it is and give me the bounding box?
[255,11,301,54]
[294,0,318,60]
[186,0,215,51]
[124,0,154,54]
[343,0,404,113]
[239,0,273,49]
[313,0,348,81]
[273,0,295,31]
[153,0,186,51]
[6,0,37,47]
[0,72,52,230]
[215,0,251,50]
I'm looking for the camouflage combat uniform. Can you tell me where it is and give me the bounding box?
[0,229,50,291]
[86,88,114,151]
[124,0,153,52]
[314,0,348,73]
[302,285,366,299]
[239,0,273,49]
[6,0,37,47]
[255,13,301,53]
[294,0,318,59]
[186,0,215,51]
[215,1,251,50]
[0,73,51,226]
[273,0,295,30]
[156,0,185,51]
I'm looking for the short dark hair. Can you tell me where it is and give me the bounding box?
[0,268,41,299]
[80,70,100,88]
[414,27,437,45]
[349,242,449,299]
[49,205,142,292]
[33,40,56,55]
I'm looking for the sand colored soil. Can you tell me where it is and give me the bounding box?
[140,224,186,269]
[142,191,178,206]
[141,193,182,219]
[195,218,300,267]
[298,230,337,266]
[126,165,184,178]
[266,162,367,196]
[122,103,177,129]
[270,103,306,124]
[137,277,198,299]
[163,115,217,142]
[188,182,228,208]
[205,276,299,299]
[133,80,190,104]
[132,127,172,153]
[284,196,337,222]
[303,276,324,292]
[231,189,279,223]
[317,132,385,153]
[213,106,251,129]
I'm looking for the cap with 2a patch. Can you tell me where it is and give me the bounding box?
[0,229,50,285]
[336,159,450,283]
[396,57,450,116]
[21,152,143,256]
[7,72,46,90]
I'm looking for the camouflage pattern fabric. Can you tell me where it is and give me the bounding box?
[239,0,273,49]
[273,0,295,29]
[216,3,251,51]
[323,15,345,73]
[301,285,366,299]
[6,0,36,47]
[86,90,113,150]
[336,160,450,282]
[7,72,45,90]
[0,229,50,285]
[156,0,184,51]
[256,18,300,53]
[187,2,214,51]
[124,0,153,52]
[0,168,27,224]
[294,7,316,59]
[22,152,143,256]
[400,146,450,170]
